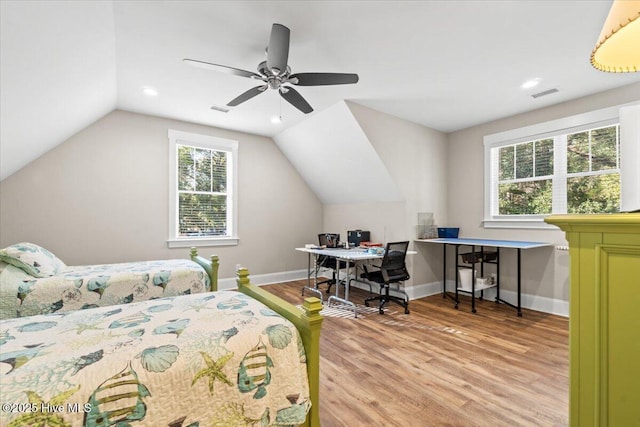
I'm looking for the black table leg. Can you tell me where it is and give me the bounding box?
[517,248,522,317]
[454,245,459,309]
[471,245,476,314]
[442,243,447,297]
[495,247,501,303]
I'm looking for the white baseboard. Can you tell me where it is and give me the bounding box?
[496,288,569,317]
[410,280,569,317]
[218,269,309,290]
[219,270,569,317]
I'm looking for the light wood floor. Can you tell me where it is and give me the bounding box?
[262,280,569,427]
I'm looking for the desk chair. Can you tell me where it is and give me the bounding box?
[315,233,351,294]
[362,241,410,314]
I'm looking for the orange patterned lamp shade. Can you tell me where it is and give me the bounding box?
[591,0,640,72]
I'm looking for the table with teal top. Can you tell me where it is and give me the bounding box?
[417,237,551,316]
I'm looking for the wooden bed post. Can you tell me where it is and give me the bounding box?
[209,254,219,292]
[300,297,323,427]
[190,248,219,292]
[236,267,323,427]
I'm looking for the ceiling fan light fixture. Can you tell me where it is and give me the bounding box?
[591,0,640,72]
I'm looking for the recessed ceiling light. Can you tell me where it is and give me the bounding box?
[142,86,158,96]
[521,79,541,89]
[271,116,282,124]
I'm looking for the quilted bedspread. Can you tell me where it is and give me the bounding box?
[0,291,310,426]
[0,259,210,319]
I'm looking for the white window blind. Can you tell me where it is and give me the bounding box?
[177,145,228,237]
[168,130,238,247]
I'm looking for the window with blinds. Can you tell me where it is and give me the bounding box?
[497,138,554,215]
[177,145,228,236]
[486,123,620,222]
[168,129,238,247]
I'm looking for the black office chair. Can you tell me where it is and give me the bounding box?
[315,233,351,294]
[362,241,410,314]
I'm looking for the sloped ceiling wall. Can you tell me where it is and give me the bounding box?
[0,1,117,180]
[273,101,403,205]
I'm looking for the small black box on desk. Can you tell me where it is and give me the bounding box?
[348,230,370,246]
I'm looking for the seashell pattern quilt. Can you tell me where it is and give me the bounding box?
[0,290,310,426]
[0,259,210,319]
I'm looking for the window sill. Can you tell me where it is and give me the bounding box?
[483,219,557,230]
[167,237,239,248]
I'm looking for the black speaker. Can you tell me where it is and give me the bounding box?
[348,230,370,246]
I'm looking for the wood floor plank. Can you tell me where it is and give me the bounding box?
[262,280,568,426]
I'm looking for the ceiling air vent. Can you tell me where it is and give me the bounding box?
[531,88,559,99]
[210,105,230,113]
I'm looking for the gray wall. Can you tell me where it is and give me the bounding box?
[274,100,448,293]
[343,102,448,289]
[0,110,323,278]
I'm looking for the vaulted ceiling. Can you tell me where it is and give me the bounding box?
[2,0,639,181]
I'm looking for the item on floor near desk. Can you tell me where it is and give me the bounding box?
[438,227,460,238]
[458,268,475,291]
[348,230,370,247]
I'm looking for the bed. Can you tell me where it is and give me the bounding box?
[0,246,323,427]
[0,243,214,319]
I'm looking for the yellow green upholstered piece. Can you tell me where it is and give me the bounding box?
[545,213,640,427]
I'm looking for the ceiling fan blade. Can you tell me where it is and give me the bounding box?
[289,72,359,86]
[183,58,262,79]
[266,24,290,75]
[227,85,268,107]
[279,86,313,114]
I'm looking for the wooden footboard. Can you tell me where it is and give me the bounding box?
[190,247,219,291]
[189,249,323,427]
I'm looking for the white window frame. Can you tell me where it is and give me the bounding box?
[483,104,628,229]
[167,129,239,247]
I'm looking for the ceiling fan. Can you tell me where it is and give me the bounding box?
[184,23,359,114]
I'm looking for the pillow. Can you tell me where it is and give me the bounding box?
[0,242,66,278]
